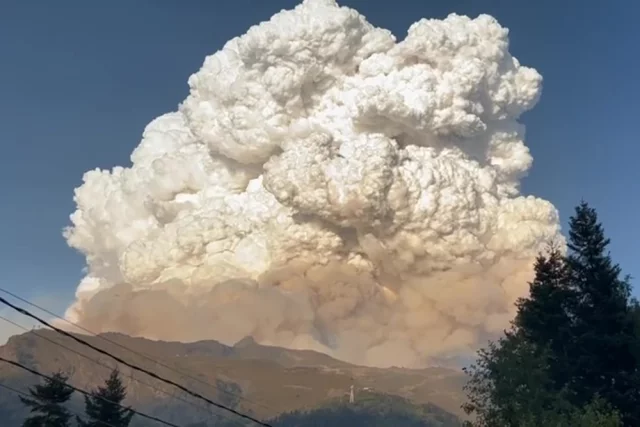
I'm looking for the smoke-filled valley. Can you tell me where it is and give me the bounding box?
[62,0,563,368]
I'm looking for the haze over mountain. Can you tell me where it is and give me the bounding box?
[0,330,465,426]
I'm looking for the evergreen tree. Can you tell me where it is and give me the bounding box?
[463,201,640,426]
[463,246,574,425]
[512,246,575,391]
[19,371,74,427]
[564,202,640,424]
[514,246,572,344]
[77,368,134,427]
[462,333,559,426]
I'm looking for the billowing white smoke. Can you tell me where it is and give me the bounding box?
[64,0,563,368]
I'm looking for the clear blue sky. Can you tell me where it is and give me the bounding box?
[0,0,638,322]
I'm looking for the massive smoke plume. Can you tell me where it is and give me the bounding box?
[63,0,563,368]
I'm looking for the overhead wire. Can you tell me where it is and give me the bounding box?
[0,287,273,414]
[0,294,274,427]
[0,382,120,427]
[0,314,243,426]
[0,356,183,427]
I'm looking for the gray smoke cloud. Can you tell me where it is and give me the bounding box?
[63,0,563,368]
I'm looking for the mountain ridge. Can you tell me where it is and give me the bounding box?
[0,330,467,426]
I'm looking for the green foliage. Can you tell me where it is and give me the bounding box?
[272,406,426,427]
[463,335,559,426]
[564,202,639,421]
[19,371,74,427]
[270,392,461,427]
[563,398,622,427]
[77,368,134,427]
[463,201,639,426]
[513,246,574,390]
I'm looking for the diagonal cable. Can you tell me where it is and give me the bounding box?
[0,314,246,426]
[0,295,273,427]
[0,287,272,414]
[0,381,124,427]
[0,356,183,427]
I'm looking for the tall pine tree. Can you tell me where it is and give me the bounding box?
[19,371,74,427]
[464,201,639,426]
[77,368,134,427]
[463,245,577,426]
[513,245,575,391]
[564,202,640,424]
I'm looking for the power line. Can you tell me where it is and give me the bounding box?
[0,317,245,427]
[0,287,273,414]
[0,314,236,423]
[0,295,274,427]
[0,381,120,427]
[0,356,183,427]
[0,314,212,413]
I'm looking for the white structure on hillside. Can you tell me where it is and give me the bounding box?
[349,385,354,404]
